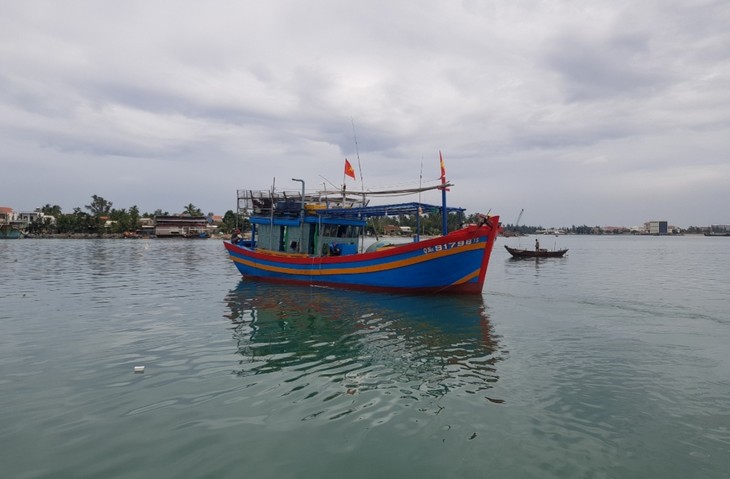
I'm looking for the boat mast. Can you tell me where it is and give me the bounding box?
[416,160,423,242]
[292,178,305,253]
[439,151,448,236]
[269,178,275,248]
[351,119,366,204]
[352,119,367,251]
[341,167,346,205]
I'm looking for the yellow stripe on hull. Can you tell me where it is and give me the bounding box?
[230,241,485,277]
[451,269,481,285]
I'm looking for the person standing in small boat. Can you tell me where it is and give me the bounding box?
[535,238,540,251]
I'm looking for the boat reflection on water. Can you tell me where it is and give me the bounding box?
[224,281,506,418]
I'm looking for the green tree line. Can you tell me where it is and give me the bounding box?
[23,195,245,236]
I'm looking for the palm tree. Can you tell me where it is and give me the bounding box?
[85,195,112,235]
[183,203,203,216]
[85,195,112,216]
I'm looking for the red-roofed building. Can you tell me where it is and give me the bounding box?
[0,206,14,224]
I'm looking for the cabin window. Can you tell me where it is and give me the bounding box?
[308,224,317,254]
[322,224,337,237]
[322,224,360,238]
[278,226,287,251]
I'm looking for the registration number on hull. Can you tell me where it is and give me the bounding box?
[422,237,481,255]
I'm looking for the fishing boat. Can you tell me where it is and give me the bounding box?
[0,224,22,239]
[703,225,730,236]
[504,245,568,258]
[1,207,22,239]
[224,161,501,294]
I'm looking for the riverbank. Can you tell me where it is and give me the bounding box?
[15,233,227,240]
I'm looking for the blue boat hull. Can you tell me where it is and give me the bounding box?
[224,219,500,294]
[0,225,22,239]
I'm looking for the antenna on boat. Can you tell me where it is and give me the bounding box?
[292,178,305,253]
[351,119,365,192]
[269,177,276,248]
[352,119,368,252]
[318,176,339,190]
[417,159,423,242]
[438,151,448,236]
[351,119,367,213]
[418,159,423,204]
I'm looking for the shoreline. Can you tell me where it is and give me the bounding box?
[14,234,227,240]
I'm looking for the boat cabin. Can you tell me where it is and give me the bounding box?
[251,214,364,256]
[237,189,466,257]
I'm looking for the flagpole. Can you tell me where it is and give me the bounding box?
[342,160,346,204]
[417,160,422,242]
[441,186,447,235]
[440,151,447,236]
[351,120,365,210]
[356,158,365,253]
[357,158,365,211]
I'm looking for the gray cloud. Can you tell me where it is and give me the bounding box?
[1,0,728,226]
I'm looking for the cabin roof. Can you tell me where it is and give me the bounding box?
[321,202,464,219]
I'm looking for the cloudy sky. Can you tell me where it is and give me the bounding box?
[2,0,728,227]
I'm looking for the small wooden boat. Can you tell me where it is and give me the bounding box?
[504,245,568,258]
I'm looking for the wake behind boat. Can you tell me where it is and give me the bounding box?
[224,156,501,294]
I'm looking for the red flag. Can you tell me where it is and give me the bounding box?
[439,151,446,184]
[439,150,450,191]
[344,158,356,179]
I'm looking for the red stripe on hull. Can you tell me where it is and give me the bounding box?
[225,215,500,295]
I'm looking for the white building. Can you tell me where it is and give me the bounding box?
[16,210,56,227]
[644,221,668,235]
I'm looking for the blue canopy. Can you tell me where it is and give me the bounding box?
[320,202,464,219]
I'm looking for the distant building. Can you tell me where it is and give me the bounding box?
[207,213,223,224]
[383,225,399,235]
[536,228,566,235]
[16,210,56,226]
[0,206,14,224]
[602,226,630,234]
[644,221,668,235]
[1,207,55,231]
[137,217,155,236]
[155,215,209,238]
[381,225,412,236]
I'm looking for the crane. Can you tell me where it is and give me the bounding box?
[505,208,524,237]
[514,208,524,229]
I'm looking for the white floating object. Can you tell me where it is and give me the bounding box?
[134,366,145,373]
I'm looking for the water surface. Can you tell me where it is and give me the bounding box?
[1,236,728,478]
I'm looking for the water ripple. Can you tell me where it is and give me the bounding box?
[4,237,730,478]
[224,281,505,423]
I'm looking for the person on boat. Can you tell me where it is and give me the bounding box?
[231,229,242,244]
[535,238,540,251]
